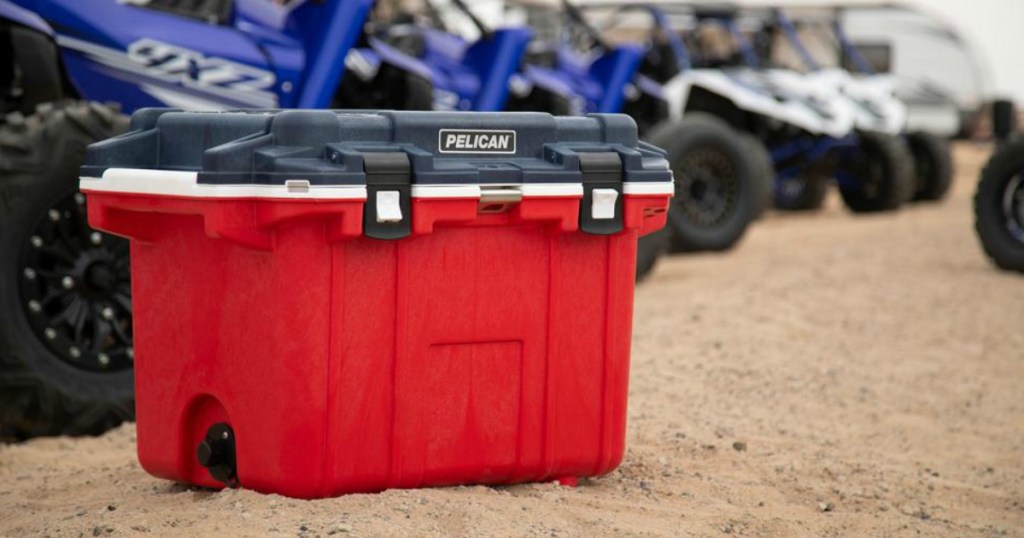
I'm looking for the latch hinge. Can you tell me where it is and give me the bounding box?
[362,152,412,240]
[578,152,624,235]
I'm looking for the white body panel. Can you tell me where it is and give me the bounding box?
[663,67,857,139]
[804,69,908,135]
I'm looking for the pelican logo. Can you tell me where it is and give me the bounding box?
[439,129,516,154]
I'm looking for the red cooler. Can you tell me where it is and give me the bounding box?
[80,109,673,498]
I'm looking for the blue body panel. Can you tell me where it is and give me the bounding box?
[287,0,373,107]
[588,45,645,112]
[1,0,370,112]
[389,26,533,112]
[417,29,481,109]
[0,0,52,35]
[554,48,605,109]
[521,44,651,115]
[463,28,532,111]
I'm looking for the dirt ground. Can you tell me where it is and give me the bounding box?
[1,143,1022,537]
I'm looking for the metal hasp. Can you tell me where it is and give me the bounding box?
[578,152,624,234]
[196,423,238,488]
[362,152,412,240]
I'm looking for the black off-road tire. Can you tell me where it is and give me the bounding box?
[837,131,914,213]
[906,131,954,202]
[974,137,1024,272]
[647,114,761,252]
[0,102,133,441]
[635,226,669,282]
[736,132,773,218]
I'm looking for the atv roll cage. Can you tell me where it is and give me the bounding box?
[362,0,532,111]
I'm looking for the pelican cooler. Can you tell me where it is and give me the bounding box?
[79,109,673,499]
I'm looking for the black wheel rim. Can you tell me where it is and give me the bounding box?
[675,147,739,227]
[17,192,133,372]
[1003,172,1024,242]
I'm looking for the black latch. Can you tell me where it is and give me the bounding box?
[196,422,238,488]
[362,152,412,240]
[578,152,624,235]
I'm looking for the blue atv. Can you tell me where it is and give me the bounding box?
[342,0,532,113]
[0,0,494,439]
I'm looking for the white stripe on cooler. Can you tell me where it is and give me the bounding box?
[623,182,675,195]
[80,169,367,200]
[80,169,672,200]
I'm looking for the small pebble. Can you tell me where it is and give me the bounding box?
[329,523,352,534]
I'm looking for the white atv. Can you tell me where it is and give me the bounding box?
[765,7,953,208]
[606,4,914,215]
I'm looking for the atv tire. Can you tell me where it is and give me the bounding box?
[647,114,761,252]
[907,131,954,202]
[635,226,669,282]
[736,132,773,218]
[837,131,914,213]
[974,137,1024,272]
[0,102,133,441]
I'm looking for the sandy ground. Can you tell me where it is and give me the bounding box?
[1,143,1022,537]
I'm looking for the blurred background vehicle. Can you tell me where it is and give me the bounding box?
[828,2,993,140]
[975,102,1024,273]
[515,1,768,264]
[570,3,916,214]
[755,6,953,207]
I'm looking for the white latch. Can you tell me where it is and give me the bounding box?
[285,180,310,194]
[376,191,403,223]
[591,188,619,220]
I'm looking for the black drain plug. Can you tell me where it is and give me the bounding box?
[196,423,238,487]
